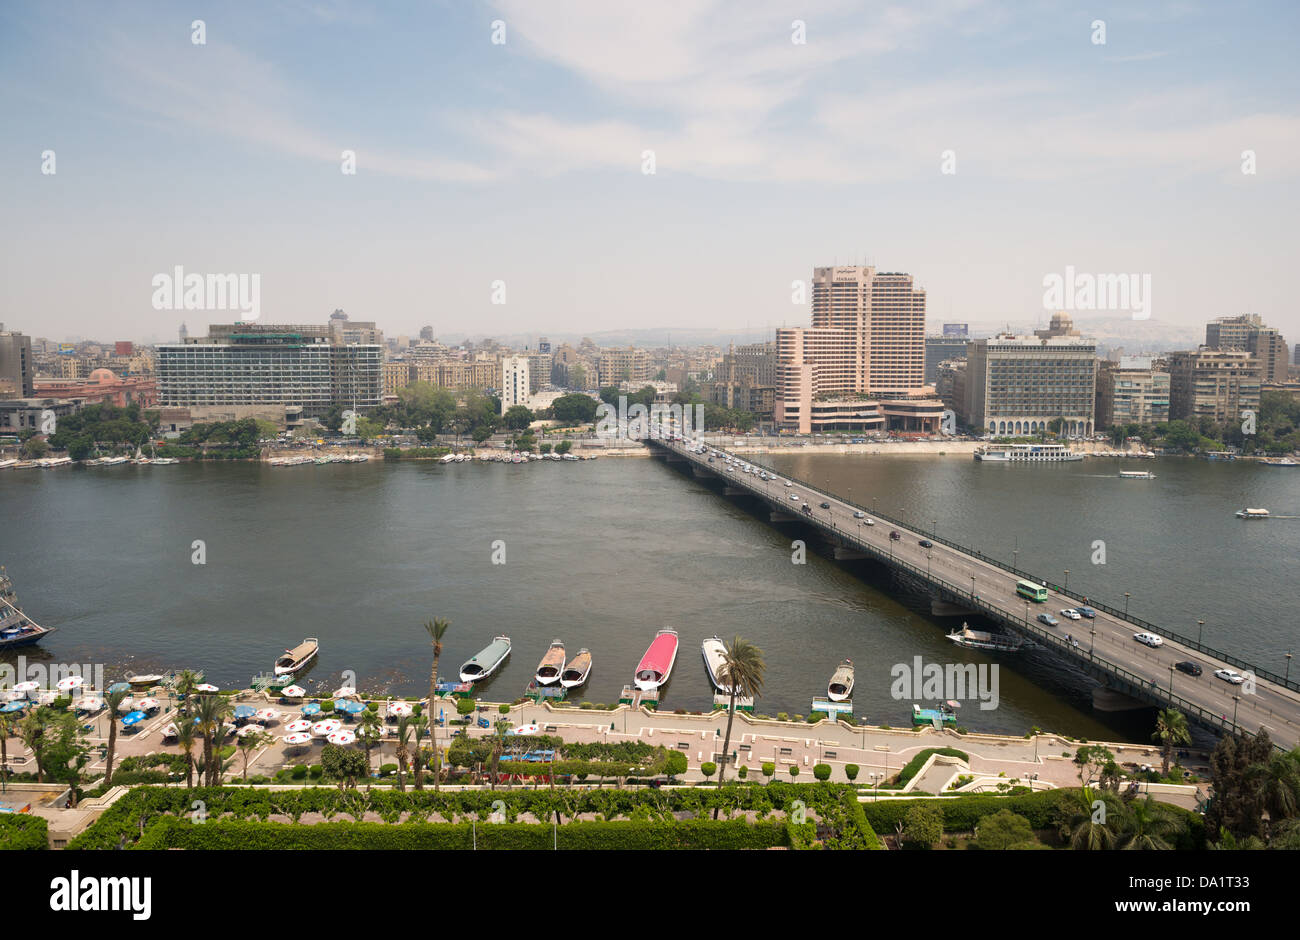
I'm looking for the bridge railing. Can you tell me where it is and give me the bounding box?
[675,441,1300,696]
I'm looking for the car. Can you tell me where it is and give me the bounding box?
[853,510,865,519]
[1076,606,1096,618]
[864,518,875,526]
[889,531,901,541]
[918,539,933,548]
[802,504,812,515]
[784,480,793,487]
[1175,661,1203,677]
[1133,632,1164,648]
[1059,608,1081,620]
[789,493,801,501]
[1037,613,1059,627]
[1214,668,1247,685]
[819,502,831,509]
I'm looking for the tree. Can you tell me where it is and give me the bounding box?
[700,761,716,780]
[1074,743,1120,789]
[321,742,368,789]
[40,712,91,806]
[975,809,1038,850]
[554,439,572,455]
[103,688,130,787]
[568,363,588,391]
[236,729,272,780]
[714,635,766,798]
[173,714,198,788]
[1062,786,1117,850]
[551,393,598,425]
[1118,797,1175,850]
[901,802,944,849]
[394,716,412,792]
[423,617,450,789]
[1206,732,1278,841]
[844,764,859,782]
[0,713,13,791]
[193,694,232,787]
[1152,708,1191,776]
[18,709,52,781]
[503,405,533,430]
[20,436,49,459]
[356,709,383,783]
[813,763,832,782]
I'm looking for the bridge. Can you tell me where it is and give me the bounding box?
[651,438,1300,751]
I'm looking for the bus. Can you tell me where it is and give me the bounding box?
[1016,580,1048,602]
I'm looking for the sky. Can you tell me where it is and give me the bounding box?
[2,0,1298,346]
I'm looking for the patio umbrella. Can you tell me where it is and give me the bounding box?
[161,724,179,737]
[74,696,103,712]
[300,703,321,716]
[512,723,539,736]
[334,685,356,699]
[311,720,340,737]
[195,683,219,693]
[282,732,311,746]
[56,675,85,692]
[136,697,160,711]
[116,697,136,712]
[233,705,257,719]
[326,729,356,745]
[36,691,57,705]
[255,709,278,723]
[285,719,312,733]
[280,685,306,698]
[13,680,39,695]
[107,682,131,695]
[387,701,412,717]
[121,710,146,727]
[0,701,25,713]
[3,690,26,702]
[236,724,264,737]
[336,700,365,715]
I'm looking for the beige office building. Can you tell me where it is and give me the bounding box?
[1167,348,1262,424]
[964,333,1098,437]
[1096,358,1170,429]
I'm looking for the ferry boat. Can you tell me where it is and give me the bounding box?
[1118,470,1155,479]
[974,443,1082,462]
[912,702,959,726]
[534,639,566,686]
[701,636,735,694]
[126,674,165,689]
[560,648,592,689]
[0,567,55,650]
[946,623,1023,652]
[634,627,679,691]
[1262,457,1299,467]
[275,637,320,675]
[460,635,512,682]
[1236,508,1270,519]
[827,659,855,702]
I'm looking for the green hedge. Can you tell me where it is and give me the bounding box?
[891,748,969,787]
[133,816,790,850]
[0,814,49,850]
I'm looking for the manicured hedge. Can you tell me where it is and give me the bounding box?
[0,813,49,850]
[891,748,969,787]
[133,816,790,850]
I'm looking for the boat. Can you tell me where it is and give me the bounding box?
[1118,470,1155,479]
[975,443,1082,462]
[275,637,320,675]
[634,627,679,691]
[912,702,959,726]
[151,457,179,465]
[534,639,566,686]
[701,636,737,694]
[1236,508,1270,519]
[126,674,164,689]
[1262,457,1299,467]
[460,635,511,682]
[560,648,592,689]
[946,623,1023,652]
[0,459,17,469]
[0,567,55,650]
[827,659,855,701]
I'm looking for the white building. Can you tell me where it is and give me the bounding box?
[501,356,530,415]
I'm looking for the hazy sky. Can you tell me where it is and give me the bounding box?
[3,0,1298,345]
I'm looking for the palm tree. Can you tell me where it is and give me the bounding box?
[236,730,271,780]
[1248,751,1300,829]
[0,713,13,789]
[356,709,382,783]
[18,710,51,782]
[715,636,766,792]
[410,715,428,790]
[174,669,199,701]
[193,694,231,787]
[103,688,130,787]
[1119,796,1175,850]
[173,715,198,788]
[1065,786,1117,850]
[423,618,450,790]
[489,720,511,790]
[394,716,412,792]
[1152,708,1191,776]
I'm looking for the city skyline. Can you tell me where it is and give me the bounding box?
[3,1,1299,341]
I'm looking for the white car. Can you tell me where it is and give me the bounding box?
[784,480,793,487]
[1133,632,1164,648]
[1059,608,1081,620]
[789,493,801,501]
[1214,668,1247,685]
[864,518,876,526]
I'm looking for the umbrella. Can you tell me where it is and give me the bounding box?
[311,720,340,737]
[107,682,131,695]
[387,701,413,717]
[136,697,160,711]
[511,723,539,736]
[255,709,278,722]
[13,680,39,694]
[282,732,312,746]
[945,700,962,709]
[36,691,57,705]
[233,705,257,719]
[121,710,146,726]
[195,683,219,693]
[285,719,312,733]
[326,729,356,745]
[301,703,321,716]
[236,725,264,738]
[0,701,25,714]
[116,697,136,713]
[161,724,179,737]
[334,685,356,699]
[336,700,366,715]
[280,685,306,698]
[74,696,103,712]
[4,690,26,702]
[56,675,85,692]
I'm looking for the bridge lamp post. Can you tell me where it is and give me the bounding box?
[1124,593,1131,619]
[1024,599,1030,627]
[931,519,936,538]
[1169,664,1175,698]
[1197,620,1205,646]
[970,574,975,597]
[1012,549,1019,569]
[873,496,878,514]
[1286,651,1293,684]
[927,551,933,577]
[1231,694,1240,734]
[1064,570,1069,593]
[1089,627,1096,656]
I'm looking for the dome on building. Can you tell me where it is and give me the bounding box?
[88,368,120,385]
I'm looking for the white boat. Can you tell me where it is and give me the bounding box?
[701,636,736,694]
[1262,457,1299,467]
[127,673,164,689]
[0,459,17,469]
[1118,470,1155,479]
[275,637,319,675]
[460,635,511,682]
[534,639,566,686]
[634,627,679,692]
[560,648,592,689]
[1236,508,1270,519]
[946,623,1023,652]
[975,443,1082,462]
[827,659,855,702]
[151,457,179,465]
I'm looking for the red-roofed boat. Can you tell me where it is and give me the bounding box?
[634,627,679,691]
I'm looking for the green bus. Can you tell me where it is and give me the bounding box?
[1016,580,1048,602]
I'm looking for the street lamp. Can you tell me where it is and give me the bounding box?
[1231,694,1240,734]
[1089,627,1096,655]
[1124,593,1131,619]
[1024,599,1030,626]
[970,574,976,597]
[1012,549,1019,569]
[1287,651,1293,684]
[927,550,933,577]
[1169,663,1175,698]
[1197,620,1205,646]
[1064,570,1069,593]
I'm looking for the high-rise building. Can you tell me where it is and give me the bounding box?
[1206,314,1289,383]
[501,356,530,415]
[419,326,434,342]
[0,325,34,397]
[1167,348,1262,425]
[1096,357,1170,429]
[964,333,1098,436]
[597,347,651,387]
[925,336,969,384]
[526,352,552,394]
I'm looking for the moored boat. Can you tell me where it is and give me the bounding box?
[560,648,592,689]
[275,637,320,675]
[634,627,679,691]
[912,702,959,726]
[974,443,1082,462]
[126,673,164,689]
[701,636,735,694]
[946,623,1023,652]
[827,659,855,701]
[460,635,511,682]
[535,639,566,686]
[0,567,55,650]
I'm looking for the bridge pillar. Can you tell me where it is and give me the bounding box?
[1092,686,1150,712]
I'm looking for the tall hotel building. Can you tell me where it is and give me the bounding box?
[775,266,939,433]
[500,356,530,414]
[156,322,382,417]
[964,322,1097,437]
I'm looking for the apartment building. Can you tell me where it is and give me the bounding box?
[1095,357,1170,429]
[1167,347,1262,425]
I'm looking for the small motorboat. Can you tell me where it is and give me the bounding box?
[1236,508,1270,519]
[827,659,855,702]
[946,623,1023,652]
[634,627,679,692]
[460,635,511,682]
[701,636,735,694]
[275,637,319,676]
[560,648,592,689]
[126,673,164,689]
[534,639,566,686]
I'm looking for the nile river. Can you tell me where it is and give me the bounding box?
[1,453,1296,743]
